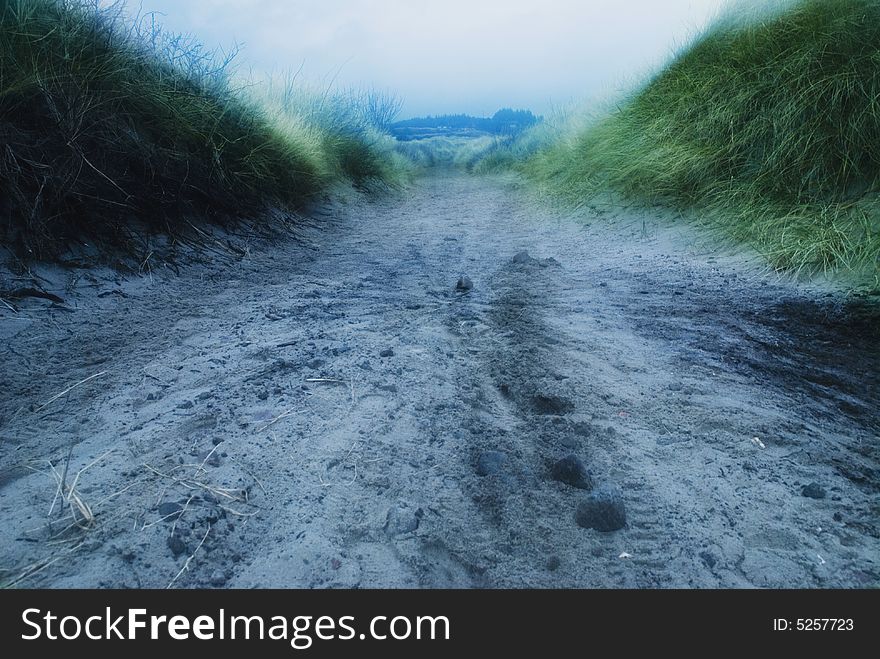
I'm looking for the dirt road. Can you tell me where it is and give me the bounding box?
[1,173,877,588]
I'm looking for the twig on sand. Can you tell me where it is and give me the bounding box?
[0,296,17,313]
[256,407,298,432]
[230,457,267,495]
[45,449,112,530]
[167,524,211,589]
[197,443,223,473]
[4,550,76,589]
[305,377,357,406]
[142,464,245,502]
[170,495,196,535]
[36,371,107,411]
[49,446,74,519]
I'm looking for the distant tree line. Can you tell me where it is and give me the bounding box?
[392,108,542,139]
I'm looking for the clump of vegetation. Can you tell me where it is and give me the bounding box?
[395,135,498,170]
[483,0,880,287]
[0,0,406,261]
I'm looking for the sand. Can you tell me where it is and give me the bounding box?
[1,173,877,588]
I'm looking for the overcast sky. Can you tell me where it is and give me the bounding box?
[119,0,728,118]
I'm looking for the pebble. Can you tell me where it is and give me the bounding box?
[384,505,422,536]
[456,277,473,293]
[551,455,593,490]
[380,348,395,358]
[699,550,717,569]
[476,450,508,476]
[512,251,532,264]
[167,534,187,557]
[559,436,579,449]
[210,570,228,586]
[575,486,627,532]
[802,483,826,499]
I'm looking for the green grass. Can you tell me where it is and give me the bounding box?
[394,135,498,170]
[0,0,407,260]
[485,0,880,288]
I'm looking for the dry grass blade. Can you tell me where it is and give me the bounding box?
[304,377,357,406]
[46,449,113,530]
[256,406,298,432]
[142,464,247,502]
[4,555,66,589]
[167,524,211,589]
[36,371,107,411]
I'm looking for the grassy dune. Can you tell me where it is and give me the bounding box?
[395,135,498,170]
[0,0,406,260]
[487,0,880,287]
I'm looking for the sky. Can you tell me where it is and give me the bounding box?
[117,0,729,118]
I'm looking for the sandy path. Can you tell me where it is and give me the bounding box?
[1,173,877,588]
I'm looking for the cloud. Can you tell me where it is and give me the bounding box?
[119,0,727,117]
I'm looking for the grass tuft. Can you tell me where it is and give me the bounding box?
[0,0,407,260]
[479,0,880,289]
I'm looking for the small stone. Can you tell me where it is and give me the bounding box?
[256,390,268,400]
[210,570,227,586]
[833,512,843,522]
[384,505,420,536]
[380,348,395,358]
[177,400,194,410]
[167,535,187,557]
[699,550,717,569]
[802,483,826,499]
[559,435,579,449]
[512,251,532,264]
[306,358,324,369]
[575,486,627,532]
[455,277,473,293]
[551,455,593,490]
[475,451,508,476]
